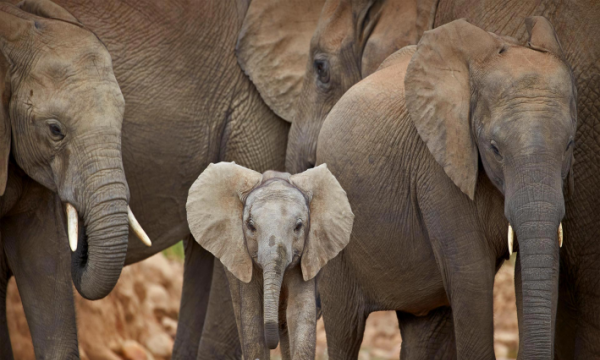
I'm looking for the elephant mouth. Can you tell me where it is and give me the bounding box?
[66,201,151,300]
[65,202,151,255]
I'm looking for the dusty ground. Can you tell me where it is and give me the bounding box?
[6,254,518,359]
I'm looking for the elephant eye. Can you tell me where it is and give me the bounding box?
[47,121,65,141]
[314,59,330,84]
[490,140,502,160]
[247,219,256,232]
[294,220,303,232]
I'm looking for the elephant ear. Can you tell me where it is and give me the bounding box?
[525,16,564,58]
[0,60,9,196]
[405,19,501,200]
[0,3,37,196]
[17,0,80,24]
[236,0,325,122]
[361,0,437,77]
[186,162,262,283]
[290,164,354,281]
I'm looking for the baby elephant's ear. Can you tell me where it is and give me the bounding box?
[290,164,354,281]
[186,162,262,283]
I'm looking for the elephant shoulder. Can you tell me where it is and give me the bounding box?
[322,45,416,135]
[317,46,417,173]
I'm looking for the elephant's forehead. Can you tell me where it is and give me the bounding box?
[30,50,114,88]
[245,182,308,217]
[482,47,573,97]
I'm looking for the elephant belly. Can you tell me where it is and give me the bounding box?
[317,89,448,315]
[346,218,448,314]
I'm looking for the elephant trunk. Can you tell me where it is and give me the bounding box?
[506,161,563,359]
[286,121,319,174]
[70,149,130,300]
[262,250,287,349]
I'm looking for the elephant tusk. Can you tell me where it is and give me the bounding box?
[66,203,79,252]
[128,206,152,247]
[508,224,514,256]
[558,222,563,248]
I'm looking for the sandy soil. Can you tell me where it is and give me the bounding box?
[6,255,518,359]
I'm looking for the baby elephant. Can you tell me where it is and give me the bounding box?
[186,162,354,359]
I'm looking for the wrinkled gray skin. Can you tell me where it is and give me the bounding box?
[317,19,576,359]
[0,2,131,357]
[1,0,289,358]
[434,2,600,358]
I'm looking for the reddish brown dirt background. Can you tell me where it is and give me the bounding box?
[7,255,518,360]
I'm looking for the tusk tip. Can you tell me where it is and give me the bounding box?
[128,206,152,247]
[508,224,514,256]
[140,235,152,247]
[558,222,563,248]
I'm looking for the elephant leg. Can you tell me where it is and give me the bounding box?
[225,268,269,360]
[2,191,79,359]
[320,263,367,360]
[397,307,456,360]
[172,235,214,360]
[322,304,367,360]
[0,235,13,360]
[554,262,578,359]
[420,194,495,359]
[197,262,242,360]
[554,246,600,359]
[514,253,524,359]
[279,299,291,360]
[284,267,316,360]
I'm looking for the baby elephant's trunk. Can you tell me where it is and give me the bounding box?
[262,245,287,349]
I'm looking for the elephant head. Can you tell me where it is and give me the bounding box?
[236,0,437,174]
[0,1,149,300]
[405,18,576,357]
[187,162,353,350]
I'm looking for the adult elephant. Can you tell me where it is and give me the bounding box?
[236,0,438,175]
[0,2,150,358]
[433,2,600,358]
[7,0,291,358]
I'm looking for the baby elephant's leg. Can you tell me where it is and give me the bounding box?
[284,267,317,360]
[225,268,269,359]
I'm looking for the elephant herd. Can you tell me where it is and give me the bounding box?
[0,0,598,359]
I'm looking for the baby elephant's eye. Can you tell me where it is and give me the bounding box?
[247,219,256,232]
[294,220,303,232]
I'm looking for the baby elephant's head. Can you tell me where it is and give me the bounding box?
[186,162,353,348]
[243,171,309,273]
